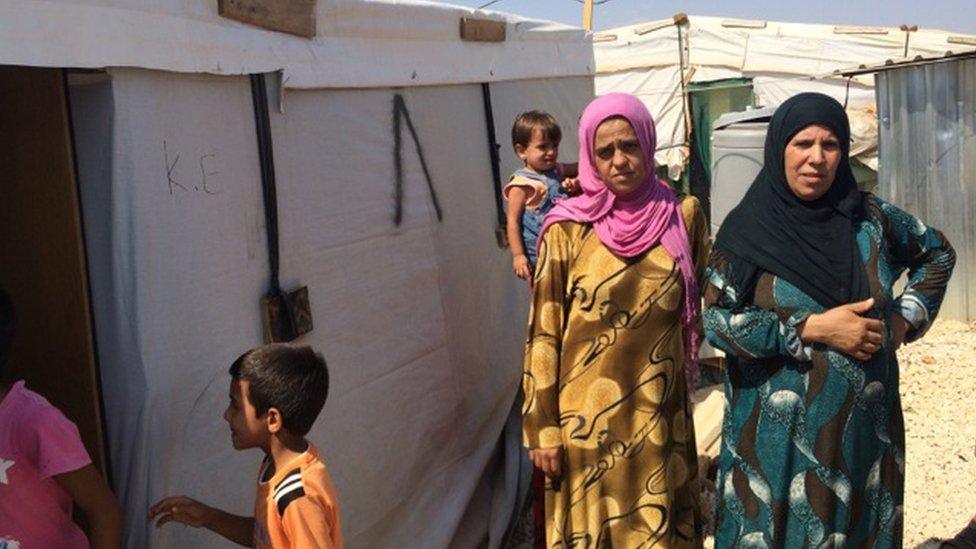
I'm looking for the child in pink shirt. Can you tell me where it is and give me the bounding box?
[0,290,121,548]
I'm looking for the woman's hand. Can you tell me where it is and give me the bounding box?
[513,254,532,280]
[529,447,563,479]
[800,298,884,361]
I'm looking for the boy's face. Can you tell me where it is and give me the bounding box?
[516,128,559,173]
[224,378,270,450]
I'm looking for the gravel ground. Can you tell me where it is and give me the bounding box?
[900,319,976,547]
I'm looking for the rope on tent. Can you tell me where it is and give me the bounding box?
[481,83,507,246]
[676,16,693,191]
[393,93,442,226]
[250,73,282,295]
[250,73,313,343]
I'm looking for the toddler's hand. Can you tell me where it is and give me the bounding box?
[529,447,563,479]
[149,496,212,529]
[562,177,580,194]
[513,254,532,280]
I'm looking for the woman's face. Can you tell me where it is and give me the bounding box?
[784,124,842,201]
[593,117,646,197]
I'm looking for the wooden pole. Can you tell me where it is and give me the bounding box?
[582,0,593,30]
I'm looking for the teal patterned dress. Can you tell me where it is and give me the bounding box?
[703,194,955,548]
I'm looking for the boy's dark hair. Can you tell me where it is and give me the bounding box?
[229,344,329,436]
[0,289,14,377]
[511,110,562,150]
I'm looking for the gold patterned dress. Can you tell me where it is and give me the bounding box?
[522,196,709,548]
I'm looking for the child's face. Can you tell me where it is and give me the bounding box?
[516,128,559,173]
[224,378,270,451]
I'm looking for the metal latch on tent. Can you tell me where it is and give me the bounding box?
[260,287,313,344]
[250,73,313,343]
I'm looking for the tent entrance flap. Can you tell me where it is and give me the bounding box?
[0,66,108,477]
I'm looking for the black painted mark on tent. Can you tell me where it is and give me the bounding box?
[392,93,442,226]
[163,140,187,195]
[199,153,220,195]
[163,140,221,196]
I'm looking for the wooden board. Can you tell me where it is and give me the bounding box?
[460,17,506,43]
[0,66,108,475]
[218,0,316,39]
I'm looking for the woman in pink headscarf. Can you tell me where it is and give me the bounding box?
[521,93,708,547]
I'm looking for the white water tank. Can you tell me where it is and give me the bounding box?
[709,107,776,235]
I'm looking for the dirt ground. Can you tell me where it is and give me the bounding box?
[899,319,976,546]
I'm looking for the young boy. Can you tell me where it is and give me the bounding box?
[504,110,578,281]
[0,289,122,549]
[149,344,341,548]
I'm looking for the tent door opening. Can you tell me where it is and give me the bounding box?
[687,78,755,225]
[0,65,109,477]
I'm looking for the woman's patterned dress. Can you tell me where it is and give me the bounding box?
[523,196,708,548]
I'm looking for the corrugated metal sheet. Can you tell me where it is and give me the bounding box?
[877,57,976,320]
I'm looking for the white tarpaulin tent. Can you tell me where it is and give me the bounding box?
[0,1,594,547]
[594,14,976,178]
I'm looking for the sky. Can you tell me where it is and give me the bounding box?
[436,0,976,34]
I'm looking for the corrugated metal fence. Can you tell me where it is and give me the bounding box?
[877,56,976,321]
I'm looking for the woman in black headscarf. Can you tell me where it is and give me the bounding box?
[704,93,955,548]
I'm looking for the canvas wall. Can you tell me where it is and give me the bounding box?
[70,68,593,548]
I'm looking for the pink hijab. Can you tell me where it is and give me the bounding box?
[538,93,701,393]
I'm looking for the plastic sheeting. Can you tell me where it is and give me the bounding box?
[595,65,746,177]
[596,16,975,76]
[69,68,592,547]
[0,0,593,89]
[595,66,877,177]
[876,57,976,321]
[594,15,976,177]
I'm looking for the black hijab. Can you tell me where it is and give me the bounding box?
[713,92,869,309]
